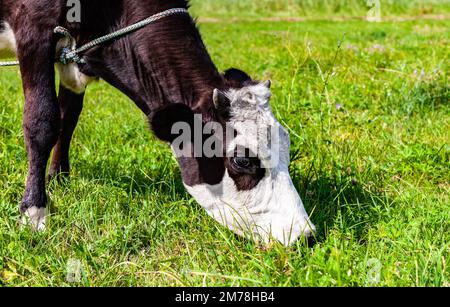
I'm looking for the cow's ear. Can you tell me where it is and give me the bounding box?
[150,103,194,143]
[224,68,252,84]
[213,89,231,112]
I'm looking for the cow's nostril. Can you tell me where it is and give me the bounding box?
[306,235,316,246]
[302,226,316,246]
[303,226,315,237]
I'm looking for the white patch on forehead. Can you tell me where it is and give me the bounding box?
[225,83,290,170]
[226,83,273,121]
[0,22,17,58]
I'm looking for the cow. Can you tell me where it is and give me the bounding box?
[0,0,315,246]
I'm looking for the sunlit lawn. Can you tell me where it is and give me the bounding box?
[0,13,448,286]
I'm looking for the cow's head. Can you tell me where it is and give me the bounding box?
[151,69,315,246]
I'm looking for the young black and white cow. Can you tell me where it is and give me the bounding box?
[0,0,315,245]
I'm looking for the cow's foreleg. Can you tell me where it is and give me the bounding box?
[17,29,59,230]
[48,85,84,181]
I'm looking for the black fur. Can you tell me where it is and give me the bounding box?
[1,0,264,218]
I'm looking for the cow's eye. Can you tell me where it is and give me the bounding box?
[232,157,251,169]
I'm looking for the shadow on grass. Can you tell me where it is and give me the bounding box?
[293,172,393,244]
[75,155,188,199]
[51,147,396,248]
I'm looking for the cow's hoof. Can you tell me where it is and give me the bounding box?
[21,207,47,231]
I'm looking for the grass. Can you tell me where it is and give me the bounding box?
[0,3,449,287]
[190,0,450,19]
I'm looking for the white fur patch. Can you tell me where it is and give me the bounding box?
[182,82,316,246]
[56,36,94,94]
[185,170,315,246]
[225,83,284,168]
[0,22,92,94]
[56,61,94,94]
[0,22,17,58]
[21,207,47,231]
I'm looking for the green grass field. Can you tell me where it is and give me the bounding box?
[0,2,449,286]
[190,0,450,19]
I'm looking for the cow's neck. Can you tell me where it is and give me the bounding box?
[83,5,225,119]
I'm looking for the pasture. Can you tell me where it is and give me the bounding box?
[0,1,449,286]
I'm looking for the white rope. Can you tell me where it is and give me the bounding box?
[0,8,189,67]
[56,7,189,65]
[0,61,20,67]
